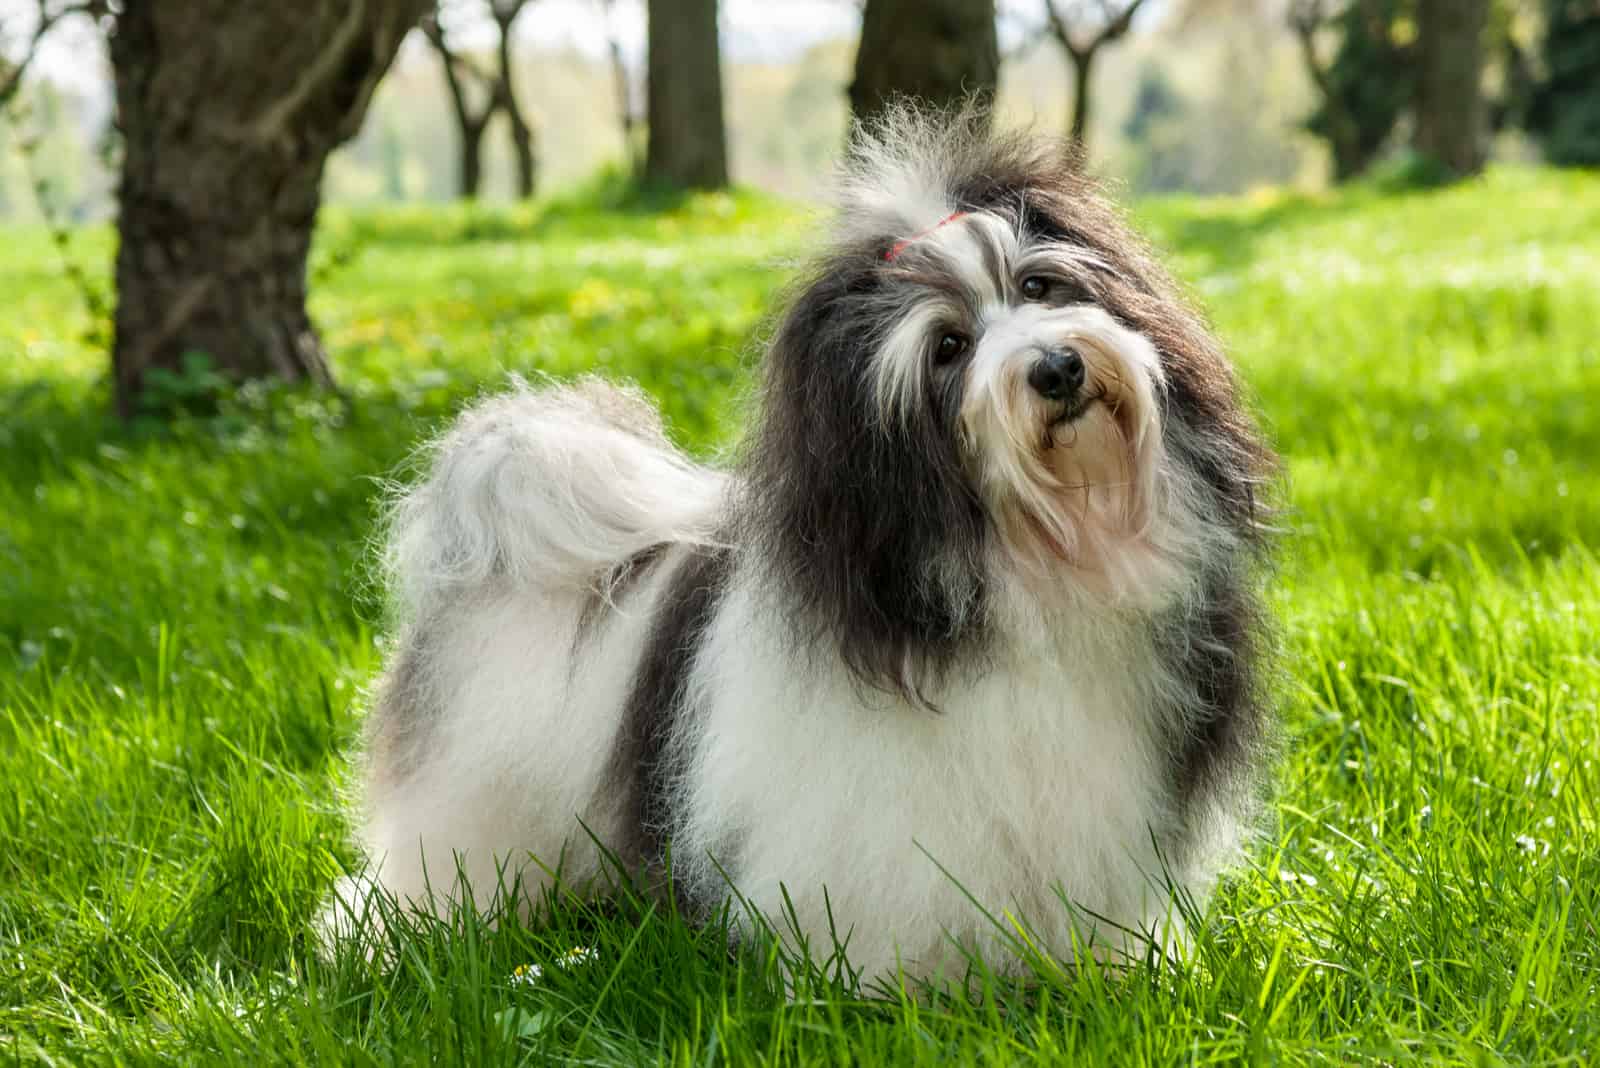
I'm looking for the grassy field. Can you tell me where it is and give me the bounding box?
[2,168,1598,1064]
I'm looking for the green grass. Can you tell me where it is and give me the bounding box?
[2,167,1597,1064]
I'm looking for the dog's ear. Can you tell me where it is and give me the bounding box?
[743,253,988,705]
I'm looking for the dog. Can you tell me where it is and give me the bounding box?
[329,108,1276,982]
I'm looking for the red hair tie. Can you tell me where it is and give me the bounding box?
[884,211,968,262]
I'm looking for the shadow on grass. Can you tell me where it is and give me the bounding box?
[316,170,767,254]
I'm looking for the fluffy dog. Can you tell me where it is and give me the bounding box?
[332,110,1276,981]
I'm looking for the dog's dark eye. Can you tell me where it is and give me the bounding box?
[1019,276,1049,301]
[934,333,969,365]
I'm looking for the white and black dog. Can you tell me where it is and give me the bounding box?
[332,110,1275,981]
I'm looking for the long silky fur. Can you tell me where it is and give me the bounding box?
[327,106,1278,981]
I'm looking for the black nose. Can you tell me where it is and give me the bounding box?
[1027,347,1085,401]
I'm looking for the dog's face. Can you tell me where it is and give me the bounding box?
[746,115,1268,698]
[864,208,1164,576]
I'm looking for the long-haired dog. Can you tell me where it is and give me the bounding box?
[331,110,1276,981]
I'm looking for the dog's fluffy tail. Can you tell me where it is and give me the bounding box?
[383,377,726,613]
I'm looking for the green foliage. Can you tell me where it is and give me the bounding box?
[4,170,1600,1062]
[1305,0,1415,181]
[132,352,233,422]
[1529,0,1600,166]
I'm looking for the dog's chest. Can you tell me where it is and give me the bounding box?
[676,580,1173,931]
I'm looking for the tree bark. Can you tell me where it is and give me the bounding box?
[460,117,488,198]
[849,0,998,129]
[1069,48,1094,147]
[422,11,495,201]
[493,2,537,198]
[506,109,536,198]
[644,0,728,189]
[1413,0,1489,177]
[110,0,427,416]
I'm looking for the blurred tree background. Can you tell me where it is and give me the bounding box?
[6,0,1579,225]
[0,0,1593,414]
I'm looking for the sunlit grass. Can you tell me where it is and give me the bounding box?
[2,168,1597,1063]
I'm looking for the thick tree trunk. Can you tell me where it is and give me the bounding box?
[1068,49,1094,147]
[109,0,427,416]
[850,0,999,129]
[644,0,728,189]
[1414,0,1489,177]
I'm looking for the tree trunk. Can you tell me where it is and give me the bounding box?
[1331,137,1368,183]
[850,0,999,129]
[460,118,488,199]
[507,112,536,199]
[109,0,427,416]
[495,15,538,198]
[1068,48,1094,147]
[607,34,641,176]
[1413,0,1489,177]
[644,0,728,189]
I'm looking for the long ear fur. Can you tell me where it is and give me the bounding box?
[738,250,989,704]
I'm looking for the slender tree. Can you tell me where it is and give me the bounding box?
[850,0,999,129]
[0,0,101,107]
[489,0,537,197]
[596,0,643,176]
[644,0,727,188]
[110,0,428,415]
[422,8,497,198]
[1042,0,1148,149]
[422,0,537,200]
[1412,0,1490,176]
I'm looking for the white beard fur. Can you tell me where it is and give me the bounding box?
[326,377,1245,983]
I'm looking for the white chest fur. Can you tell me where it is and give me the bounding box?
[670,572,1182,980]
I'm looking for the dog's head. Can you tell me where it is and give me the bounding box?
[745,107,1271,699]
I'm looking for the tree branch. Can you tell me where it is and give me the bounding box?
[422,10,490,129]
[0,1,96,107]
[1042,0,1147,60]
[1099,0,1147,44]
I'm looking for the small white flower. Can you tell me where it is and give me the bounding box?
[1515,835,1550,857]
[510,946,597,987]
[555,946,598,969]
